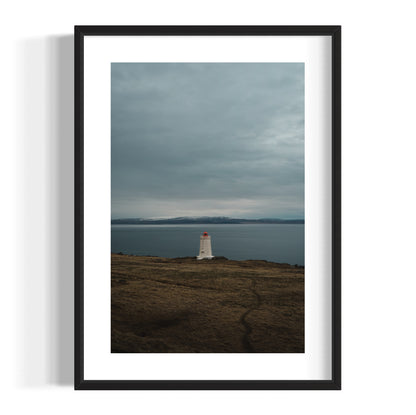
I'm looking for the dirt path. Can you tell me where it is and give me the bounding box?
[240,278,262,352]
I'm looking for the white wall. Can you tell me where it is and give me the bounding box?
[2,0,415,413]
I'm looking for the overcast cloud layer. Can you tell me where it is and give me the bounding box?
[111,63,304,219]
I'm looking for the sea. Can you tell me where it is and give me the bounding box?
[111,224,304,266]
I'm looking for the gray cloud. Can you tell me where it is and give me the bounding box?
[111,63,304,219]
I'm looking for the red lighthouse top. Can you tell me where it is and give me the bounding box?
[203,231,209,236]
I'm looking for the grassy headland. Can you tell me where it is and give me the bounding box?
[112,254,304,353]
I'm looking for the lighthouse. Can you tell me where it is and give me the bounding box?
[197,231,214,260]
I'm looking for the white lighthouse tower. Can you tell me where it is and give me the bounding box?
[197,231,214,260]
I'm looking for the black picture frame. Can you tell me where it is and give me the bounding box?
[75,25,341,390]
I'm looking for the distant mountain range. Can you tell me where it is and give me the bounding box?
[111,216,304,225]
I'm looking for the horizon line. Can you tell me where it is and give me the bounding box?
[111,216,305,221]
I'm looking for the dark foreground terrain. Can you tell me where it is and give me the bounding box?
[112,254,304,353]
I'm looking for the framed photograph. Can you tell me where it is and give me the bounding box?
[75,25,341,390]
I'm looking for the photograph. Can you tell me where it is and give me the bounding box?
[6,0,416,410]
[110,62,305,353]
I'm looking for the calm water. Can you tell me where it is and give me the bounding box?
[111,224,304,266]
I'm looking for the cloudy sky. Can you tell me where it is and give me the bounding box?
[111,63,304,219]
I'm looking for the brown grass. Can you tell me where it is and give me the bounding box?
[111,254,304,353]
